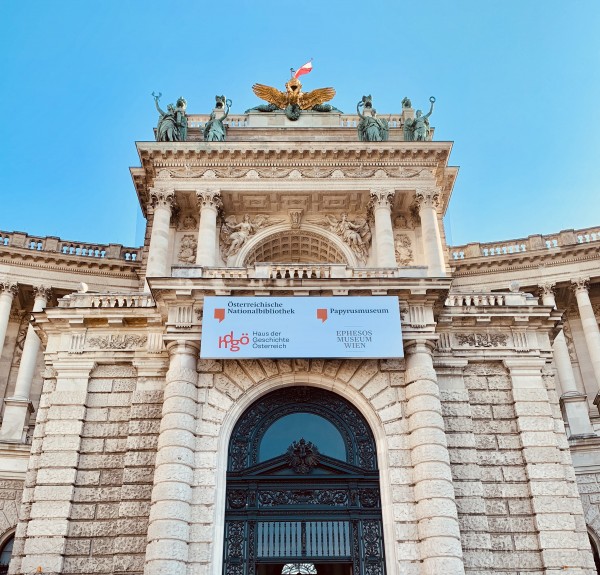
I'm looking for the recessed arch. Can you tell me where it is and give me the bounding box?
[223,386,386,575]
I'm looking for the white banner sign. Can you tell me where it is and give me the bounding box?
[200,296,403,359]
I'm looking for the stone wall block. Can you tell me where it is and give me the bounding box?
[413,461,454,482]
[26,518,69,537]
[404,394,443,418]
[413,479,456,501]
[408,427,447,450]
[377,402,402,423]
[415,498,459,521]
[422,556,465,575]
[153,463,194,486]
[223,361,256,390]
[36,468,77,485]
[163,379,197,400]
[360,372,389,399]
[157,428,196,451]
[347,359,379,390]
[410,443,452,465]
[161,412,195,433]
[213,374,244,400]
[206,387,234,411]
[45,419,84,436]
[49,390,88,406]
[418,516,462,539]
[152,481,193,503]
[21,554,64,574]
[29,500,71,519]
[405,378,439,400]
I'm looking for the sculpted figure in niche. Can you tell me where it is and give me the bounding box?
[357,95,389,142]
[220,214,284,259]
[204,96,232,142]
[178,235,197,264]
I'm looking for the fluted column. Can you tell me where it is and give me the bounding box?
[0,279,17,358]
[415,188,446,276]
[145,340,198,575]
[539,283,594,436]
[572,278,600,400]
[405,339,465,575]
[0,285,51,442]
[145,188,176,286]
[195,189,221,266]
[370,188,396,268]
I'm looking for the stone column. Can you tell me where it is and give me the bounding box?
[145,188,176,286]
[539,283,594,436]
[405,339,465,575]
[195,189,222,266]
[415,188,446,276]
[0,279,17,357]
[572,278,600,404]
[370,189,397,268]
[1,285,51,442]
[145,340,198,575]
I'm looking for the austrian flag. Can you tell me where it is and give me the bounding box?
[294,59,313,79]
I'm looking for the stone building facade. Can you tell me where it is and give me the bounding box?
[0,99,599,574]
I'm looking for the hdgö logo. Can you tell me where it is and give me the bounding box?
[218,331,250,352]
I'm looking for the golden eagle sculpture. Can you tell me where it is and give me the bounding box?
[246,76,339,121]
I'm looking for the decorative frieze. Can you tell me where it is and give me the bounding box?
[87,334,148,349]
[456,332,508,348]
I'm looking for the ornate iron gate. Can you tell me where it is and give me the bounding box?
[224,387,386,575]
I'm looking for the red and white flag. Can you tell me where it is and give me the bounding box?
[294,59,313,79]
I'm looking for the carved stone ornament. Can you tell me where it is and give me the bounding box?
[369,189,395,210]
[309,213,371,264]
[0,279,17,297]
[33,285,52,302]
[289,209,304,229]
[87,334,148,350]
[538,282,556,298]
[394,214,414,230]
[286,438,320,474]
[149,188,176,210]
[415,188,440,210]
[456,333,508,348]
[179,214,197,230]
[220,214,284,259]
[178,235,197,264]
[394,233,413,266]
[196,189,222,210]
[572,277,590,294]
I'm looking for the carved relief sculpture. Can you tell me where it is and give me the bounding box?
[178,235,197,264]
[394,233,413,265]
[220,214,283,259]
[311,213,371,264]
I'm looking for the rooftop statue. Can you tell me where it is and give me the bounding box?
[204,96,232,142]
[153,92,188,142]
[357,95,389,142]
[245,63,337,121]
[404,96,435,142]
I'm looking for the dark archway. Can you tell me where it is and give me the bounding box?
[224,386,385,575]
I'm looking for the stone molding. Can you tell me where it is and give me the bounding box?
[414,188,440,210]
[0,279,18,296]
[538,282,555,298]
[33,285,52,302]
[86,334,148,349]
[196,189,222,210]
[149,188,176,211]
[368,189,395,211]
[572,277,590,294]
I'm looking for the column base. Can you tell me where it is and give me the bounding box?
[562,392,596,437]
[0,397,34,443]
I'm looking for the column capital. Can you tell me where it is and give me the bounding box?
[369,188,395,210]
[33,284,52,302]
[572,277,590,295]
[149,187,176,210]
[196,188,222,210]
[403,336,437,357]
[414,188,440,210]
[0,279,17,297]
[538,282,555,298]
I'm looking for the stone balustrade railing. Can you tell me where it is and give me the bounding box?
[0,230,141,262]
[59,292,155,308]
[172,263,427,280]
[450,225,600,261]
[445,292,538,307]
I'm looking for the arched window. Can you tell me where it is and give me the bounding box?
[0,533,14,574]
[224,386,385,575]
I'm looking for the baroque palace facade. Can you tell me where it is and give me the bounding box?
[0,89,600,575]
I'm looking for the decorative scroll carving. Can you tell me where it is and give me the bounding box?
[415,188,440,210]
[196,189,222,210]
[286,439,320,474]
[149,188,176,210]
[309,214,371,264]
[456,333,508,348]
[178,234,197,264]
[0,279,17,297]
[33,285,52,301]
[87,334,147,349]
[369,189,394,210]
[225,521,245,575]
[538,282,555,299]
[394,233,413,266]
[572,277,590,294]
[220,214,284,259]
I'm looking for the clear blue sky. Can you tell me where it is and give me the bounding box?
[1,0,599,248]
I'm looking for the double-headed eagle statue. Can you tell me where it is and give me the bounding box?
[247,76,337,121]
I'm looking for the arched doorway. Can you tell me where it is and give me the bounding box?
[224,386,385,575]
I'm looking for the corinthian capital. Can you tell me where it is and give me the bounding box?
[538,282,555,298]
[149,188,176,210]
[572,277,590,294]
[369,188,395,210]
[0,279,18,297]
[196,189,222,211]
[415,188,440,210]
[33,285,52,302]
